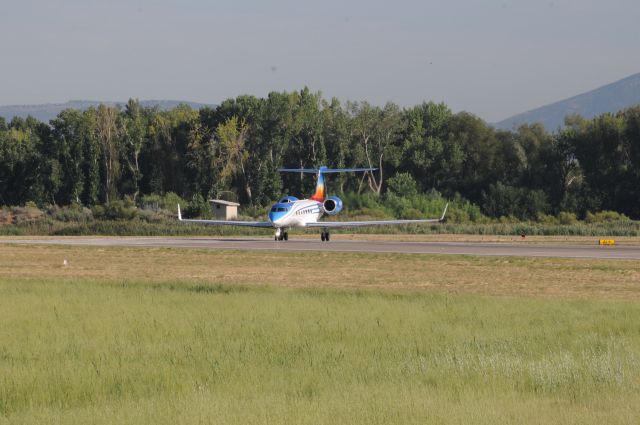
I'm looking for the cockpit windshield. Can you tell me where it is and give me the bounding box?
[270,206,289,213]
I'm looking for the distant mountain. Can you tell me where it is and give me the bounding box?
[494,73,640,131]
[0,100,214,123]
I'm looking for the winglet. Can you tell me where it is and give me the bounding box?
[440,203,449,222]
[177,204,182,221]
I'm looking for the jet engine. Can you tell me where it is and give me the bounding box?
[322,196,343,215]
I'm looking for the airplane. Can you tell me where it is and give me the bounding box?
[177,166,448,241]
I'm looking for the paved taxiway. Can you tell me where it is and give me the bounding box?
[2,237,640,260]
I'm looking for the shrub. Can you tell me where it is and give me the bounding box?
[137,209,165,223]
[585,210,630,223]
[498,215,520,224]
[482,183,549,220]
[537,213,559,225]
[47,204,93,222]
[93,199,138,221]
[343,191,385,212]
[386,173,418,197]
[11,205,44,225]
[399,207,423,220]
[0,208,12,225]
[184,194,211,219]
[443,207,468,224]
[140,192,186,214]
[558,211,578,225]
[240,204,268,219]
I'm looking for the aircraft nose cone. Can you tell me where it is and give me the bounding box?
[268,211,285,224]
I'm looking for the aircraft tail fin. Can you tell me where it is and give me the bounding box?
[278,166,376,202]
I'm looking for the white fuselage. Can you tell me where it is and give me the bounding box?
[268,199,324,228]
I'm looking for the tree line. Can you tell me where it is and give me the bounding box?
[1,88,639,219]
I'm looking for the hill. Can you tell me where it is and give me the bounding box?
[494,73,640,131]
[0,100,213,123]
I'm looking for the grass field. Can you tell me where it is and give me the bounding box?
[1,245,640,424]
[1,216,640,237]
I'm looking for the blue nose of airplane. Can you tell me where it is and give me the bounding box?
[268,204,290,223]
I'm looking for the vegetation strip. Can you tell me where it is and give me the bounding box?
[1,277,639,424]
[2,95,640,231]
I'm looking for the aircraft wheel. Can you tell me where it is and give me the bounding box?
[321,232,326,242]
[326,232,330,242]
[284,232,288,241]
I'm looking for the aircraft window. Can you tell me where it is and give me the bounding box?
[271,207,277,212]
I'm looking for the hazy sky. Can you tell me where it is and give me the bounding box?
[1,0,639,122]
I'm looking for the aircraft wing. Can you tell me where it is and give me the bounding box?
[177,205,273,228]
[306,204,449,228]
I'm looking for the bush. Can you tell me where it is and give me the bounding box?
[482,183,549,220]
[537,213,559,225]
[386,173,418,197]
[443,207,469,224]
[558,211,578,225]
[11,205,44,225]
[184,194,211,219]
[399,207,423,219]
[0,205,44,226]
[342,191,385,212]
[93,199,138,221]
[47,204,93,222]
[140,192,186,214]
[137,209,166,223]
[239,204,267,220]
[0,208,12,225]
[585,210,630,223]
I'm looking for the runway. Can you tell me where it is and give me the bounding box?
[2,237,640,260]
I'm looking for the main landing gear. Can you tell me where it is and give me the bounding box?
[274,228,288,241]
[320,231,330,242]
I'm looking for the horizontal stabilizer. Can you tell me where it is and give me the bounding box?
[278,167,376,173]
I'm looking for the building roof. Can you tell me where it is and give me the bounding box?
[209,199,240,207]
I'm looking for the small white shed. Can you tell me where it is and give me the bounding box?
[209,199,240,220]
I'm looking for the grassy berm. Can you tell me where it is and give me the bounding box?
[1,245,639,424]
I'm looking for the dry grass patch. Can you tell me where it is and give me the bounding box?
[1,244,639,299]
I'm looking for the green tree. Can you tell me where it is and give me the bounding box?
[400,102,460,193]
[349,101,403,195]
[216,116,251,203]
[95,105,121,203]
[50,109,89,204]
[121,99,148,201]
[0,118,45,205]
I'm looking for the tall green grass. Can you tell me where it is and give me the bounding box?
[1,279,639,424]
[0,217,639,237]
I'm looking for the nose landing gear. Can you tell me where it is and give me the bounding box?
[320,231,330,242]
[274,228,289,241]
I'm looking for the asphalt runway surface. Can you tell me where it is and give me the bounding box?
[2,237,640,260]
